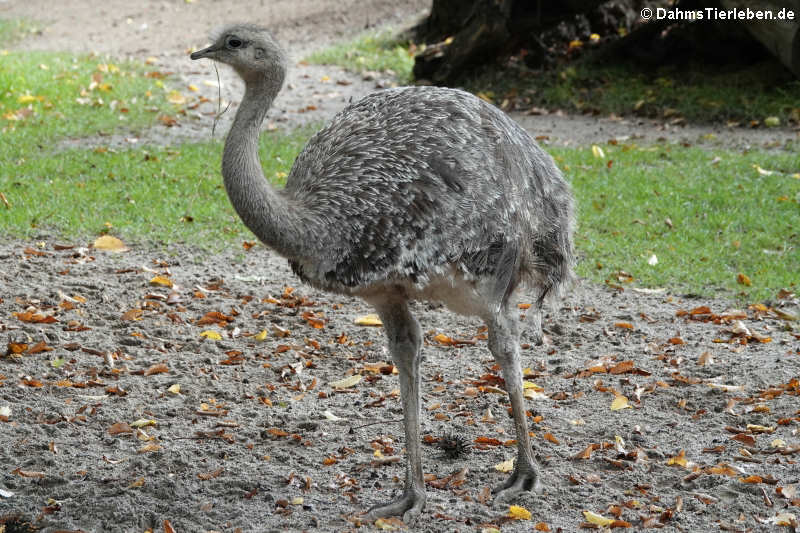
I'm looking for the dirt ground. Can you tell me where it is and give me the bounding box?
[1,2,799,532]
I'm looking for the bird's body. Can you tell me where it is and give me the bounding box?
[191,24,574,523]
[285,86,572,313]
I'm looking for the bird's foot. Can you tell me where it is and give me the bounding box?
[364,487,426,525]
[492,462,542,504]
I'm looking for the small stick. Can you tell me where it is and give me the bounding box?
[211,62,231,139]
[348,419,401,433]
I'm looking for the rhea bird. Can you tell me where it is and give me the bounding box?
[191,24,575,522]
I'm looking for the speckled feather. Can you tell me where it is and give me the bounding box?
[285,86,574,306]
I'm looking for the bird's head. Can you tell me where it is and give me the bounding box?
[190,24,287,83]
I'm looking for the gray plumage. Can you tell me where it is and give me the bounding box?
[191,24,574,523]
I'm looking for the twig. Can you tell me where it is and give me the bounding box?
[211,62,231,139]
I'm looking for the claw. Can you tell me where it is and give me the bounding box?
[365,488,426,525]
[493,461,542,505]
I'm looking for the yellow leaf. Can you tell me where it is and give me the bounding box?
[167,90,186,105]
[167,384,181,395]
[149,275,173,287]
[764,116,780,127]
[589,33,600,42]
[591,145,605,159]
[130,419,157,428]
[508,505,532,520]
[93,235,128,252]
[200,330,222,340]
[753,164,774,176]
[771,438,786,448]
[568,39,583,49]
[494,458,514,473]
[667,449,688,467]
[254,329,268,341]
[17,94,42,104]
[354,314,383,327]
[187,84,199,92]
[583,510,613,527]
[610,395,631,411]
[523,381,543,391]
[374,517,405,530]
[329,374,361,389]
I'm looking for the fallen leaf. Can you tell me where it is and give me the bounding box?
[508,505,532,520]
[329,374,361,389]
[149,275,173,287]
[583,510,614,527]
[144,363,169,376]
[167,383,181,395]
[254,329,268,341]
[737,273,752,286]
[354,314,383,326]
[93,235,128,252]
[494,458,514,473]
[200,330,222,340]
[610,395,631,411]
[130,419,157,428]
[667,449,688,467]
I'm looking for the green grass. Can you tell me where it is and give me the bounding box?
[557,143,800,300]
[1,50,171,148]
[0,130,311,245]
[466,59,800,125]
[305,29,416,84]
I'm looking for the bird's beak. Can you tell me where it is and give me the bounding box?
[190,44,220,60]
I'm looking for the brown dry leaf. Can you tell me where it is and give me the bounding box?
[121,308,143,321]
[163,520,176,533]
[731,433,756,446]
[108,422,133,435]
[707,464,738,476]
[144,363,169,376]
[322,456,338,465]
[543,433,560,444]
[614,322,634,330]
[197,468,224,480]
[737,273,752,286]
[574,443,600,460]
[137,443,162,453]
[12,468,45,479]
[667,449,688,467]
[535,522,551,531]
[777,484,797,499]
[301,311,325,329]
[697,351,714,366]
[475,436,503,446]
[196,311,234,326]
[739,475,763,484]
[6,342,28,354]
[13,311,57,324]
[93,235,128,252]
[609,361,634,374]
[27,341,53,354]
[271,324,291,338]
[668,337,685,345]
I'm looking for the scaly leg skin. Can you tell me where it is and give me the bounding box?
[364,296,426,524]
[489,310,543,503]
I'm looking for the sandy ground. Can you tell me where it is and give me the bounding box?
[1,1,800,532]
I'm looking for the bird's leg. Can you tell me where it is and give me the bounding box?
[488,311,542,502]
[364,297,426,524]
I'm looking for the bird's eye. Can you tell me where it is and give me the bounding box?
[227,37,243,49]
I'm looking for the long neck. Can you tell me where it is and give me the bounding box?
[222,73,300,259]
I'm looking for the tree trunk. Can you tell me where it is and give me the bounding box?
[413,0,606,84]
[718,0,800,76]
